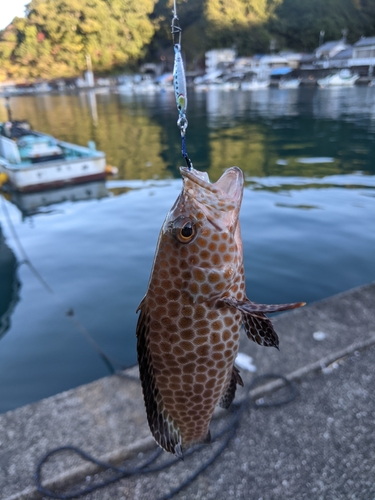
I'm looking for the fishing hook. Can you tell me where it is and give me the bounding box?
[171,0,192,170]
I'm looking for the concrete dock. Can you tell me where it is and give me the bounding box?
[1,282,374,500]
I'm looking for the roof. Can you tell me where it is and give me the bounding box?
[331,47,353,59]
[317,40,343,52]
[270,67,292,76]
[354,37,375,47]
[260,55,288,64]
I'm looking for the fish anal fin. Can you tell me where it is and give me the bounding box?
[203,429,211,444]
[219,365,244,409]
[136,303,182,457]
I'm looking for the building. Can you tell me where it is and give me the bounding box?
[315,39,349,62]
[349,37,375,75]
[329,47,353,69]
[205,49,236,73]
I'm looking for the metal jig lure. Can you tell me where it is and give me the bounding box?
[171,0,192,169]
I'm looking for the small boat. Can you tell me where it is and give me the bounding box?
[279,78,301,89]
[241,78,269,90]
[0,120,106,192]
[317,69,359,87]
[220,75,242,91]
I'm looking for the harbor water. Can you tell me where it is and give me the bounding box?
[0,85,374,413]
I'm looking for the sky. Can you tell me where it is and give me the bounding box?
[0,0,27,30]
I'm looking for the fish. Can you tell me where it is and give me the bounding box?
[136,166,305,457]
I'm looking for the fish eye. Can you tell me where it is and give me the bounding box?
[172,217,196,243]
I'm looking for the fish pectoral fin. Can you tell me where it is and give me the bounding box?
[223,297,305,315]
[242,310,280,349]
[219,365,244,409]
[222,297,305,349]
[136,303,183,457]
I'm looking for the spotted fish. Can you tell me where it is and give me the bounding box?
[136,166,304,456]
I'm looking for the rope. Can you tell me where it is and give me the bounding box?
[34,374,298,499]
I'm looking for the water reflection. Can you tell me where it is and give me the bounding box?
[85,90,98,126]
[2,87,375,185]
[9,181,108,218]
[312,86,375,121]
[0,226,20,341]
[203,85,375,124]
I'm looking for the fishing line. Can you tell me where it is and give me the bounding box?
[0,195,126,374]
[171,0,193,170]
[34,374,298,499]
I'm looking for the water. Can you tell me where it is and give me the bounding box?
[0,86,374,413]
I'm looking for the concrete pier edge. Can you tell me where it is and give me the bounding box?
[1,281,375,500]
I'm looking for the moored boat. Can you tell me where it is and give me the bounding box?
[317,69,359,87]
[0,120,106,192]
[279,78,301,89]
[241,77,269,90]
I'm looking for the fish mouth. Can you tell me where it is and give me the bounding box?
[180,166,244,205]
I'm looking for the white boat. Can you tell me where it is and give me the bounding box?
[279,78,301,89]
[0,120,106,192]
[117,82,134,94]
[220,75,242,91]
[241,78,269,90]
[317,70,359,87]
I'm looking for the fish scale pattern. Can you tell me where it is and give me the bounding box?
[143,224,244,450]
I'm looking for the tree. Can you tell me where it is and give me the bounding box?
[0,0,158,80]
[270,0,365,51]
[204,0,282,54]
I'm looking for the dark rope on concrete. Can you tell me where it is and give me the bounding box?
[34,374,298,499]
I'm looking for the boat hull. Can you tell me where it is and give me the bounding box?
[1,155,106,192]
[317,73,359,87]
[0,126,107,192]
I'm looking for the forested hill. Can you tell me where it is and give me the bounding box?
[1,0,375,82]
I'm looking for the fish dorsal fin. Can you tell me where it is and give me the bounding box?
[222,297,305,349]
[136,303,183,457]
[218,365,244,409]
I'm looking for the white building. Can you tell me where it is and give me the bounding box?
[315,39,349,61]
[257,55,291,80]
[205,49,236,72]
[349,37,375,74]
